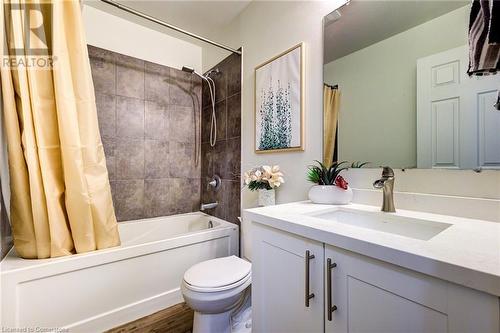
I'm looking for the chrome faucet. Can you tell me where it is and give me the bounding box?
[373,166,395,212]
[200,202,218,211]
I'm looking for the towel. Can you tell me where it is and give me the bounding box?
[468,0,500,110]
[468,0,499,75]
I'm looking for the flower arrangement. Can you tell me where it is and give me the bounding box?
[307,160,349,190]
[244,165,285,191]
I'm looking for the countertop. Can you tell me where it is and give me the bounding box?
[244,201,500,297]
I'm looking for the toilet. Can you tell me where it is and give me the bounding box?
[181,255,252,333]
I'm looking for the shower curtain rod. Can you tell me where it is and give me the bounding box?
[99,0,242,55]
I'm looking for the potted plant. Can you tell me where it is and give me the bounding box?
[307,161,353,204]
[244,165,284,206]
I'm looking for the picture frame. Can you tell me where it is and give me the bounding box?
[254,42,305,153]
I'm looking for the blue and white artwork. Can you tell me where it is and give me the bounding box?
[255,44,302,152]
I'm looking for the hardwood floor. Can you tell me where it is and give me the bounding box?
[105,303,193,333]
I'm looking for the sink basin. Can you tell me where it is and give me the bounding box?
[308,209,451,241]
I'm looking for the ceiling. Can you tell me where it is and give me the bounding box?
[324,0,469,64]
[85,0,251,44]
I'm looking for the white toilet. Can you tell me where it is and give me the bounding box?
[181,255,252,333]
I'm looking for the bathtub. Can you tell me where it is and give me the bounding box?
[0,212,238,332]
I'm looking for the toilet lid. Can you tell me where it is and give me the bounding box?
[184,256,251,289]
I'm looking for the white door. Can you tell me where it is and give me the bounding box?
[417,45,500,169]
[325,244,499,333]
[252,223,324,333]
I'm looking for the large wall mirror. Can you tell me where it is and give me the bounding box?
[323,1,500,170]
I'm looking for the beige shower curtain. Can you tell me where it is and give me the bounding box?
[323,85,340,167]
[1,0,120,258]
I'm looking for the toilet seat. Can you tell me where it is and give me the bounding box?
[183,256,251,293]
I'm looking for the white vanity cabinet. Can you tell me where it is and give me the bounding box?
[252,223,324,333]
[252,222,500,333]
[324,245,499,333]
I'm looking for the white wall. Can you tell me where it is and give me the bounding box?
[324,6,468,168]
[206,1,499,260]
[82,5,202,73]
[205,1,348,259]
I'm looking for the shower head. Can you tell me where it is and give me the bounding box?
[206,68,221,77]
[181,66,195,74]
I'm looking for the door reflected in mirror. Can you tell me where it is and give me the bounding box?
[323,1,500,170]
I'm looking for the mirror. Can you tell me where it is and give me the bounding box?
[323,1,500,170]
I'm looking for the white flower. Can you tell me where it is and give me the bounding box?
[243,165,284,190]
[262,165,272,174]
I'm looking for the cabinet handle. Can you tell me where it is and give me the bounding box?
[305,250,315,307]
[326,258,338,321]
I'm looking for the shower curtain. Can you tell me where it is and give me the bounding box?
[323,84,340,167]
[1,0,120,258]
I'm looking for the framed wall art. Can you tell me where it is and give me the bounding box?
[254,42,304,153]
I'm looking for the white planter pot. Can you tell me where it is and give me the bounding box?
[308,185,353,205]
[258,189,276,206]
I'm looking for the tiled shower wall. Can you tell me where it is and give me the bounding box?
[0,181,12,259]
[201,53,242,225]
[88,45,201,221]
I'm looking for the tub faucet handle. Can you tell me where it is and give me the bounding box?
[207,175,221,191]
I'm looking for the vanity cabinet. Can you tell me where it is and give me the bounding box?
[252,223,324,332]
[253,222,500,333]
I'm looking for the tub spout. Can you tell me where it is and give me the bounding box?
[200,202,218,211]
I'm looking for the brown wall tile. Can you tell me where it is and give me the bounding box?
[169,142,199,178]
[145,101,169,140]
[0,180,12,259]
[96,93,116,138]
[224,180,242,225]
[110,180,145,221]
[144,179,174,217]
[145,61,170,106]
[200,53,241,225]
[89,45,203,222]
[115,137,144,179]
[116,96,144,139]
[169,68,194,107]
[226,55,242,97]
[89,46,115,95]
[145,140,170,179]
[226,93,241,139]
[169,106,196,143]
[116,54,145,99]
[224,137,241,181]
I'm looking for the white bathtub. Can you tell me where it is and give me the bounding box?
[0,212,238,332]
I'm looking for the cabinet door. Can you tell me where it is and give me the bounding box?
[252,222,324,333]
[325,244,499,333]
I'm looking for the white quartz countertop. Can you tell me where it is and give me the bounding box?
[244,201,500,297]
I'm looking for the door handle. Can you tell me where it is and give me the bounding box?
[305,250,315,307]
[326,258,338,321]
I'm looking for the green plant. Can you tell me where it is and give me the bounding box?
[307,160,349,185]
[350,161,370,168]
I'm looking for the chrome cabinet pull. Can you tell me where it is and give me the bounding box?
[326,258,338,321]
[305,250,315,307]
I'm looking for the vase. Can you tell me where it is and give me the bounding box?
[258,189,276,206]
[308,185,353,205]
